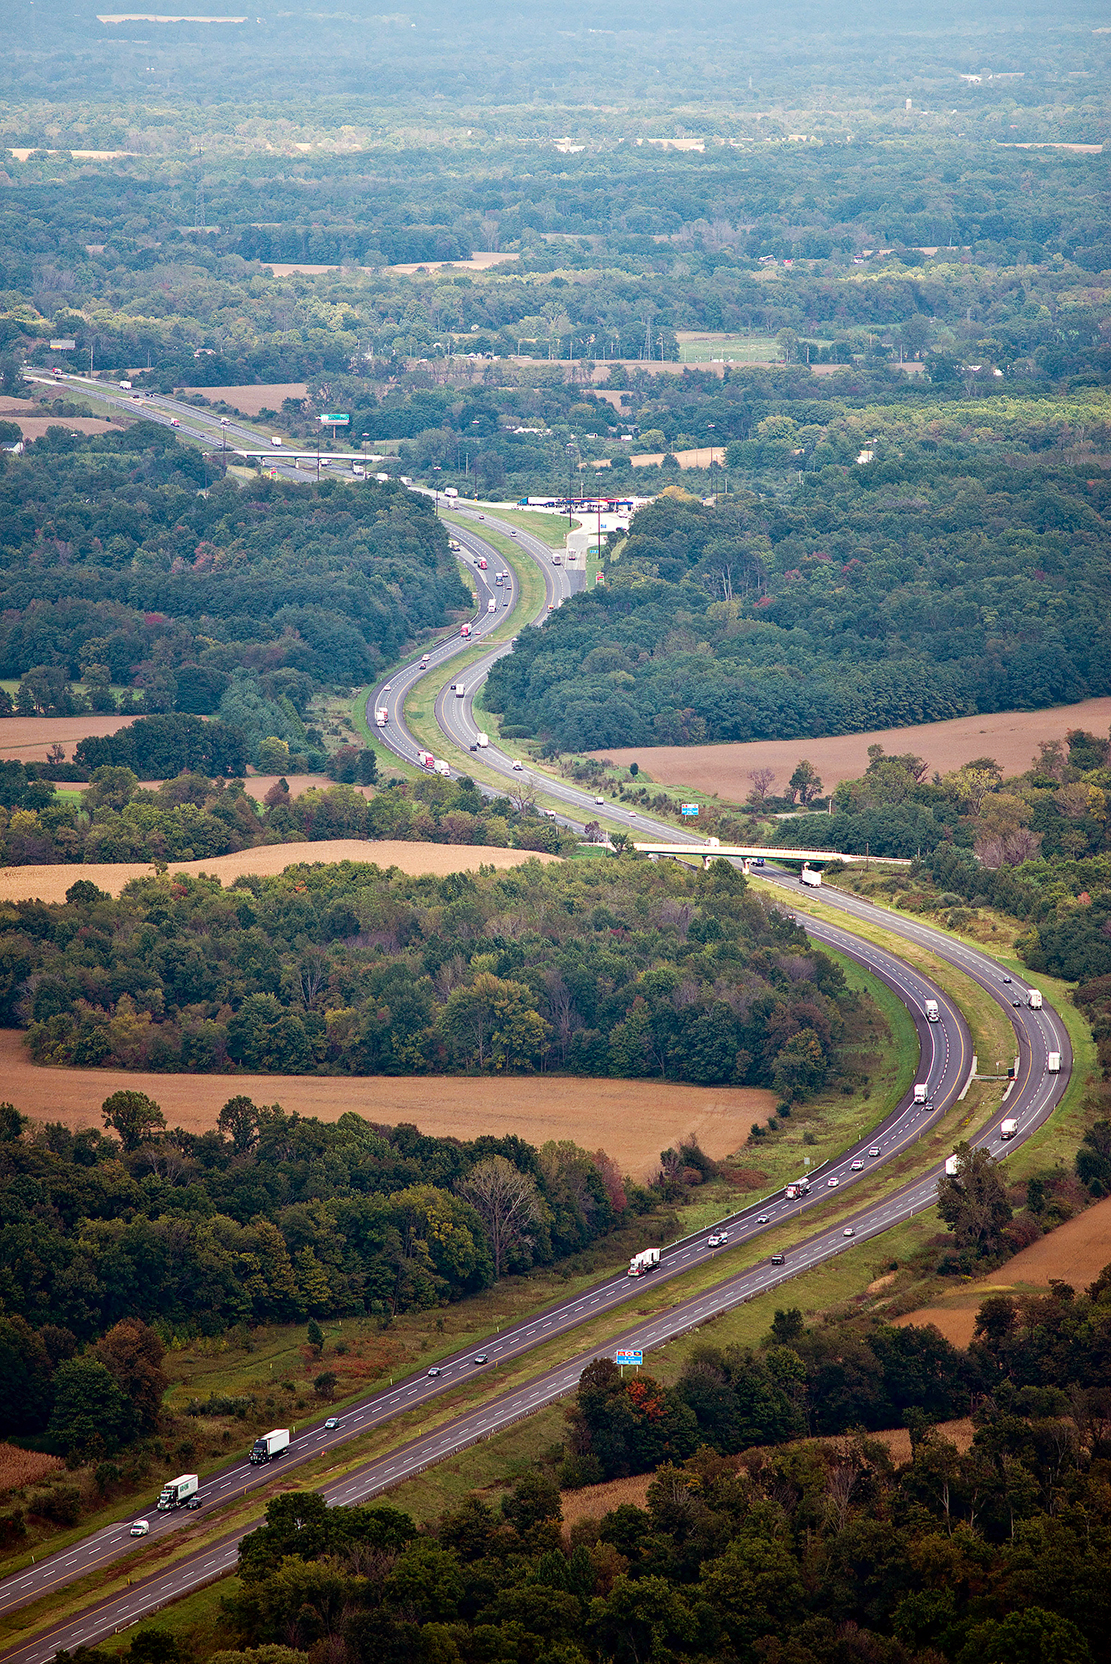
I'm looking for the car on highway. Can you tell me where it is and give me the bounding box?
[185,1496,202,1510]
[843,1227,856,1237]
[850,1159,864,1171]
[756,1214,769,1224]
[130,1520,150,1537]
[771,1252,785,1265]
[826,1176,840,1187]
[869,1146,881,1157]
[707,1232,728,1247]
[1002,975,1012,983]
[470,743,478,751]
[220,417,229,425]
[324,1417,340,1430]
[427,1367,442,1378]
[473,1354,488,1365]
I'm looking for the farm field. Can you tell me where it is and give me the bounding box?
[590,696,1111,801]
[0,713,139,761]
[0,1028,772,1176]
[895,1194,1111,1347]
[0,838,559,904]
[177,382,308,414]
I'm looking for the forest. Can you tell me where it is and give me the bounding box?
[485,450,1111,750]
[0,428,466,764]
[8,855,851,1088]
[0,1091,641,1450]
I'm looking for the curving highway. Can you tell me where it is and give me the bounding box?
[0,494,1074,1664]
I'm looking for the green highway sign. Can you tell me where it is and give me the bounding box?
[320,413,350,424]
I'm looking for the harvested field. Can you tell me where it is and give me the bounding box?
[0,839,559,905]
[177,383,308,415]
[0,1445,63,1494]
[0,1029,771,1178]
[590,697,1111,802]
[895,1195,1111,1347]
[0,416,127,439]
[0,714,138,762]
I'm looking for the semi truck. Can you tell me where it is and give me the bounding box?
[1047,1052,1061,1073]
[375,707,388,726]
[944,1154,961,1176]
[1000,1118,1019,1140]
[924,1000,939,1023]
[913,1083,929,1103]
[249,1429,290,1466]
[476,556,488,570]
[487,598,497,612]
[460,622,472,638]
[157,1474,198,1510]
[1028,990,1043,1009]
[477,732,489,747]
[627,1247,660,1278]
[800,866,822,888]
[418,750,435,769]
[434,760,451,777]
[785,1176,811,1199]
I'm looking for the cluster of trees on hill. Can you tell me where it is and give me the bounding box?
[0,429,466,759]
[0,760,577,869]
[0,1095,636,1450]
[9,857,851,1088]
[486,457,1111,751]
[108,1267,1111,1664]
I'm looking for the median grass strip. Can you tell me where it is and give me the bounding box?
[441,511,547,626]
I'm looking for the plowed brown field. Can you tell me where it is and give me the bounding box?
[0,839,559,904]
[895,1195,1111,1347]
[590,697,1111,802]
[0,1030,771,1177]
[0,714,138,762]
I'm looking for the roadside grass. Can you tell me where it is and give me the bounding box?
[474,507,575,550]
[441,511,547,623]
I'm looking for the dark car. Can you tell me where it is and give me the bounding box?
[185,1496,202,1510]
[473,1354,488,1365]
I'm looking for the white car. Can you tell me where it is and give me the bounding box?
[595,796,604,805]
[130,1520,150,1537]
[869,1146,881,1158]
[826,1176,840,1188]
[219,417,229,425]
[756,1214,769,1224]
[850,1159,864,1171]
[707,1232,728,1247]
[324,1417,340,1430]
[843,1226,855,1237]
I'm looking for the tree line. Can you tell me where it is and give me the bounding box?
[8,856,851,1088]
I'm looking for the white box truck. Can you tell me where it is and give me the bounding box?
[477,732,489,747]
[800,866,822,888]
[1028,990,1043,1009]
[627,1247,660,1278]
[1047,1052,1061,1073]
[1000,1118,1019,1140]
[487,598,497,612]
[250,1429,289,1465]
[434,760,451,777]
[375,707,388,726]
[924,1000,939,1023]
[913,1083,929,1104]
[157,1473,198,1510]
[944,1154,960,1176]
[270,436,283,448]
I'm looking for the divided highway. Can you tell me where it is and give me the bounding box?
[0,502,1073,1663]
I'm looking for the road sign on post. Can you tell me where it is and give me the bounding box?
[681,804,699,816]
[615,1350,643,1367]
[319,413,350,425]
